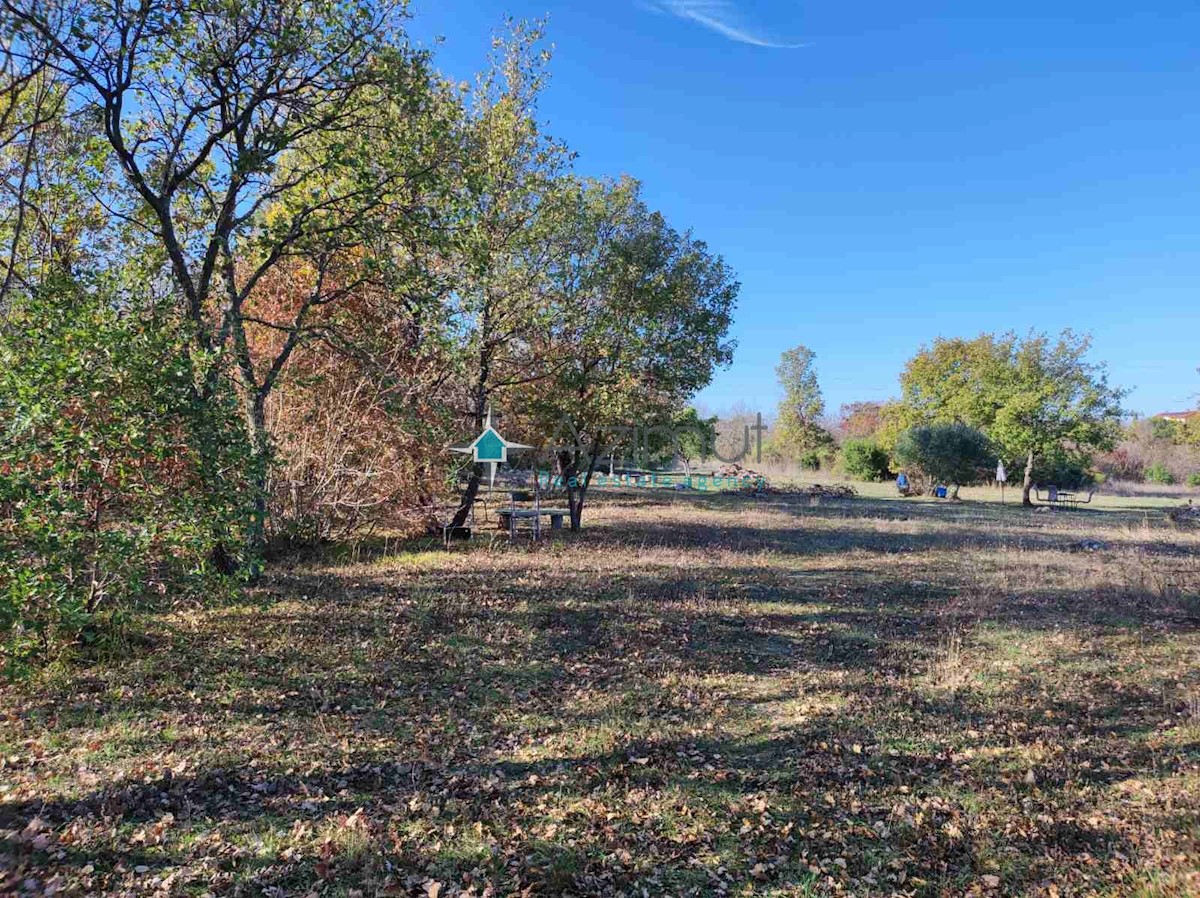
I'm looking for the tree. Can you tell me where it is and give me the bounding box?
[673,408,718,476]
[524,176,737,529]
[0,66,84,304]
[1149,417,1184,443]
[838,401,885,440]
[3,0,450,557]
[244,257,460,544]
[638,407,717,475]
[894,423,992,498]
[774,345,833,460]
[447,21,572,530]
[897,331,1125,505]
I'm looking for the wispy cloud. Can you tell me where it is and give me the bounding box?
[646,1,807,49]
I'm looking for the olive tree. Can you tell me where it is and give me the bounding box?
[894,423,992,498]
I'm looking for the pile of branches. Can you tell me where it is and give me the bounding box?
[734,477,858,499]
[1168,501,1200,529]
[716,463,764,479]
[801,483,859,499]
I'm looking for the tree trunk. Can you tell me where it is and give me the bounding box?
[450,464,482,530]
[556,450,582,530]
[569,437,604,530]
[569,485,584,530]
[1022,447,1035,506]
[243,392,271,565]
[452,336,492,531]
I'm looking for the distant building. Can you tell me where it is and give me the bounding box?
[1157,410,1200,423]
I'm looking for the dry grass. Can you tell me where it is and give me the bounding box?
[2,489,1199,896]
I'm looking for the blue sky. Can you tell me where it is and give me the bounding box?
[408,1,1200,418]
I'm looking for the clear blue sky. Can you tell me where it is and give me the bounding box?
[408,0,1200,418]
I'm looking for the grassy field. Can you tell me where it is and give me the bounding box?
[3,489,1199,897]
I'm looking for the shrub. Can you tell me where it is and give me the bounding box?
[840,439,890,481]
[799,450,823,471]
[1145,463,1176,485]
[894,423,992,495]
[248,262,457,544]
[0,280,252,674]
[1095,446,1143,482]
[1188,473,1200,488]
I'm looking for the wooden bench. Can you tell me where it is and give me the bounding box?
[497,507,570,532]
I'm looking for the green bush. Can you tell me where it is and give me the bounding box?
[0,280,253,674]
[1144,464,1176,485]
[894,423,992,494]
[840,439,890,481]
[1186,473,1200,488]
[799,449,824,471]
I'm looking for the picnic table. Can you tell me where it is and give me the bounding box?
[1034,486,1096,510]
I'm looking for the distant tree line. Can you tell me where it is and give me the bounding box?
[764,332,1130,505]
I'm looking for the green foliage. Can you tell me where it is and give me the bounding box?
[1032,451,1096,489]
[8,0,456,558]
[798,450,823,471]
[1145,464,1176,485]
[1149,417,1184,443]
[1185,418,1200,448]
[674,409,718,466]
[1186,472,1200,488]
[895,331,1125,501]
[0,280,252,673]
[774,345,834,459]
[523,174,737,526]
[894,423,993,492]
[639,408,718,470]
[841,439,891,481]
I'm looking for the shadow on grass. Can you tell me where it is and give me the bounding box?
[4,491,1198,895]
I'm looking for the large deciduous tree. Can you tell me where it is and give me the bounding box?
[3,0,450,556]
[447,21,572,529]
[774,344,832,461]
[896,331,1126,505]
[525,175,737,529]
